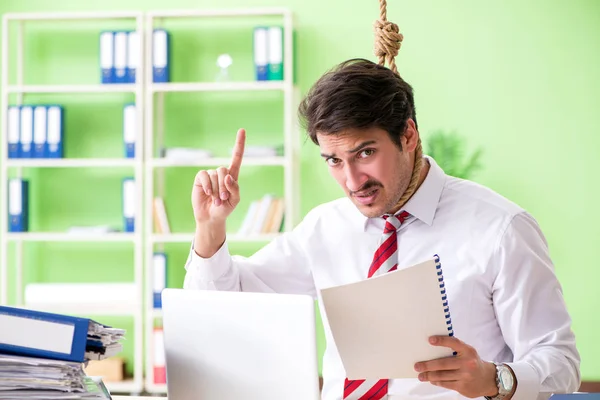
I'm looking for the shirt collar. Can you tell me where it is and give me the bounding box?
[358,155,446,231]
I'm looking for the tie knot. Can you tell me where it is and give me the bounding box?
[383,211,409,233]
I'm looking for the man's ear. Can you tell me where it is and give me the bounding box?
[402,119,420,153]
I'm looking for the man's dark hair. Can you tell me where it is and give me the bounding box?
[298,58,417,150]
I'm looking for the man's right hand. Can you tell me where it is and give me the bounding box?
[191,128,245,225]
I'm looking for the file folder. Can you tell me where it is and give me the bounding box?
[0,305,88,362]
[253,27,269,81]
[19,105,33,158]
[153,253,167,308]
[122,178,135,232]
[33,105,47,158]
[153,29,170,83]
[99,31,114,84]
[0,305,124,364]
[267,26,284,81]
[46,106,63,158]
[127,31,140,84]
[113,31,128,84]
[123,103,136,158]
[7,106,20,159]
[8,179,28,233]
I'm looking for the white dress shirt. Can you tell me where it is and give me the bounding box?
[183,156,580,400]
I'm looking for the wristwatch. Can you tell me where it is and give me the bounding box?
[485,363,515,400]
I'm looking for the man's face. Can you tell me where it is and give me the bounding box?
[317,125,416,218]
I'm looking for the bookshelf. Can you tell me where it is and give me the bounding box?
[0,7,299,395]
[142,8,298,394]
[0,11,145,395]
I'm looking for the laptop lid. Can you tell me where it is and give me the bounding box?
[161,288,321,400]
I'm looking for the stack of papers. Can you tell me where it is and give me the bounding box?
[0,354,111,399]
[85,322,125,362]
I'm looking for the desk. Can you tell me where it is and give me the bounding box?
[113,397,165,400]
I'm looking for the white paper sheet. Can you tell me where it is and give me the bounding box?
[320,258,456,379]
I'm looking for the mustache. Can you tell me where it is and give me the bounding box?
[350,180,382,196]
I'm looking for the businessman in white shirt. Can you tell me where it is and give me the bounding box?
[183,58,580,400]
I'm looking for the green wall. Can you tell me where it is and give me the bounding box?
[1,0,599,383]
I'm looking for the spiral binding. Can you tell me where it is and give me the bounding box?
[434,254,457,356]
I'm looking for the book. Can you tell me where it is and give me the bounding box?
[319,254,454,379]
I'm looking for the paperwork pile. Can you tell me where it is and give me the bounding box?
[0,355,111,399]
[0,306,126,399]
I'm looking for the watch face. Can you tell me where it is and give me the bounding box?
[499,368,514,391]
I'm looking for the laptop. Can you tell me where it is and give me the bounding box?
[161,288,321,400]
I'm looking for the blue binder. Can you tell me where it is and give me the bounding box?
[46,105,63,158]
[122,178,135,232]
[19,105,33,158]
[253,27,269,81]
[8,179,28,232]
[127,31,139,84]
[0,305,90,363]
[7,105,20,158]
[33,105,48,158]
[113,30,128,84]
[152,29,170,83]
[99,31,115,84]
[153,253,167,308]
[123,103,136,158]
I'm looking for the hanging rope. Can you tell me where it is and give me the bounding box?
[374,0,423,209]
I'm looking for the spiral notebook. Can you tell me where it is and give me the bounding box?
[320,255,455,380]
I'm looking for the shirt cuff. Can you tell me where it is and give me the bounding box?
[505,361,541,400]
[185,239,232,283]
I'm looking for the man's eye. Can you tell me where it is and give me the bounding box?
[326,158,340,166]
[359,149,375,158]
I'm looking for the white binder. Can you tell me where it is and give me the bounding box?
[253,27,269,81]
[113,31,128,84]
[33,106,47,158]
[19,106,33,158]
[99,31,114,83]
[152,29,169,82]
[127,31,140,83]
[122,178,135,232]
[7,106,20,158]
[123,104,136,158]
[46,106,63,158]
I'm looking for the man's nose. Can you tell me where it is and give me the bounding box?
[345,165,368,192]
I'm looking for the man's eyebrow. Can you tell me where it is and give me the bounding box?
[347,140,377,154]
[320,140,378,159]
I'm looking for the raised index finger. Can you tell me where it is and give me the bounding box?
[228,128,246,181]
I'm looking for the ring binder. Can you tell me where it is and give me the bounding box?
[434,254,457,355]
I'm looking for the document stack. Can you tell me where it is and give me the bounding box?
[0,305,126,399]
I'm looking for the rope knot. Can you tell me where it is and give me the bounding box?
[373,19,403,61]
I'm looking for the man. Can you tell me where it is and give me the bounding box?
[183,58,580,399]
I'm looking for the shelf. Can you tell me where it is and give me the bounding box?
[105,379,144,394]
[4,11,142,21]
[151,81,286,93]
[151,157,285,168]
[152,233,280,243]
[148,7,290,18]
[144,382,167,394]
[6,159,137,168]
[21,303,139,317]
[6,232,137,242]
[6,84,137,94]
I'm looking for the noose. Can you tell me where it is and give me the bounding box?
[374,0,424,209]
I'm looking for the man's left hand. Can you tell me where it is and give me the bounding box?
[413,335,499,398]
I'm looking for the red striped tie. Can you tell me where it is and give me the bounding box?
[342,211,410,400]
